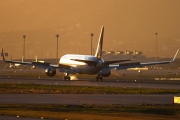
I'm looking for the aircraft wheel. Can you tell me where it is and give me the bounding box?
[63,76,66,80]
[100,77,103,81]
[67,76,71,81]
[63,76,71,81]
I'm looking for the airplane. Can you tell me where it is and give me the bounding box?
[1,26,179,81]
[9,56,24,68]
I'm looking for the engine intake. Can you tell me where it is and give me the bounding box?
[45,69,56,77]
[101,72,111,77]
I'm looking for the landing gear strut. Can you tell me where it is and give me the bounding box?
[63,73,71,81]
[96,75,103,81]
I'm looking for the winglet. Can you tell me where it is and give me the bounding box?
[1,48,6,61]
[170,49,179,62]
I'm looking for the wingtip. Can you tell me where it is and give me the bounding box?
[170,49,179,62]
[1,48,6,61]
[174,49,179,55]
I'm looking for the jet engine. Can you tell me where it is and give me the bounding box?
[100,72,111,77]
[98,69,111,77]
[45,68,56,77]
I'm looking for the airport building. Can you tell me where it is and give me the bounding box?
[102,50,146,61]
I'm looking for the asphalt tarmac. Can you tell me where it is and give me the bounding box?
[0,94,177,105]
[0,116,41,120]
[0,77,180,89]
[0,77,179,105]
[0,70,180,120]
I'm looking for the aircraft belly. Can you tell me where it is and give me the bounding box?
[75,65,101,74]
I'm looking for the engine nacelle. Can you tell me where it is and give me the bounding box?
[98,70,111,77]
[100,72,111,77]
[45,69,56,77]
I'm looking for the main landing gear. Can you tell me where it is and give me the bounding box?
[63,73,71,81]
[96,75,103,81]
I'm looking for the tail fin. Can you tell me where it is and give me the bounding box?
[95,26,104,59]
[35,56,38,62]
[22,56,24,62]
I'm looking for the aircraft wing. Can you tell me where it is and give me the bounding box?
[104,59,131,65]
[71,58,131,66]
[1,49,59,69]
[108,49,179,70]
[70,59,98,66]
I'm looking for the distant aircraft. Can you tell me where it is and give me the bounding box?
[9,56,24,68]
[9,63,21,68]
[1,26,179,81]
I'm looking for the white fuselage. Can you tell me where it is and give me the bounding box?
[59,54,104,74]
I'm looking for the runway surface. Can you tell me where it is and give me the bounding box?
[0,73,180,120]
[1,77,179,105]
[0,116,40,120]
[0,77,180,89]
[0,94,177,105]
[0,77,179,105]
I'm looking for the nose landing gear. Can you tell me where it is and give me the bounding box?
[63,73,71,81]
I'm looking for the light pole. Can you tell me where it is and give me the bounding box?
[90,33,94,55]
[23,35,26,59]
[44,47,46,60]
[56,34,59,59]
[155,33,158,59]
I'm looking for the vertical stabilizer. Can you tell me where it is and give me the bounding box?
[95,26,104,59]
[35,56,38,62]
[22,56,24,62]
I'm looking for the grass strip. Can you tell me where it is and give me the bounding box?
[0,83,180,94]
[0,104,180,120]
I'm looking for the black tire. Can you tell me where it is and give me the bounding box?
[63,76,67,81]
[100,77,103,81]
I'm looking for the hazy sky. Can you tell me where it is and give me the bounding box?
[0,0,180,59]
